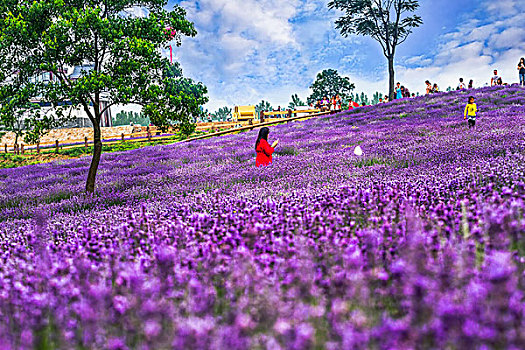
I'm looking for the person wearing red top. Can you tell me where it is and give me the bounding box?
[255,127,278,167]
[348,97,359,110]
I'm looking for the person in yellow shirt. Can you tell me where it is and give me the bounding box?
[464,96,477,128]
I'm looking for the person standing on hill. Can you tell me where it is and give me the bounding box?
[518,58,525,86]
[464,96,477,129]
[255,127,278,167]
[432,83,439,93]
[457,78,466,90]
[402,86,410,98]
[348,97,360,110]
[468,80,474,89]
[491,70,500,86]
[396,82,403,99]
[425,80,432,94]
[335,95,342,110]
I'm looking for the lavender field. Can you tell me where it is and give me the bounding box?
[1,86,525,349]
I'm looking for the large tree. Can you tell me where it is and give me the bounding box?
[307,69,355,105]
[0,0,200,192]
[328,0,422,100]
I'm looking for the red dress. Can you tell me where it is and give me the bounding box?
[256,139,274,167]
[348,101,360,110]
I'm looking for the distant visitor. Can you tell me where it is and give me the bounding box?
[518,58,525,86]
[457,78,466,90]
[491,70,500,86]
[425,80,432,94]
[464,96,477,129]
[396,82,403,99]
[255,127,279,167]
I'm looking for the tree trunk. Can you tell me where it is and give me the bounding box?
[14,134,19,155]
[85,119,102,193]
[388,56,395,101]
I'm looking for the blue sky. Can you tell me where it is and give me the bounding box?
[168,0,525,111]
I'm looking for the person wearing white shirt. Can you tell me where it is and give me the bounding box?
[457,78,466,90]
[491,70,500,86]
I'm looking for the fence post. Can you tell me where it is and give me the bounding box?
[288,109,292,119]
[36,142,40,154]
[85,136,88,148]
[260,111,265,123]
[21,144,24,154]
[14,143,18,155]
[121,133,125,141]
[4,144,6,153]
[55,140,59,153]
[147,131,152,141]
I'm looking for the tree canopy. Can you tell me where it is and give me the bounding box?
[212,107,232,122]
[288,94,306,110]
[307,69,355,105]
[255,100,273,115]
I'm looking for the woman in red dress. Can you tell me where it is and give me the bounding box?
[255,127,278,167]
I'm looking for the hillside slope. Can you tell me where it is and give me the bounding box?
[0,86,525,348]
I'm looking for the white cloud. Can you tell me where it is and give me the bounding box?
[485,0,519,17]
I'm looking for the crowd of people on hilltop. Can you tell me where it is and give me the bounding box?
[311,95,344,111]
[423,58,525,95]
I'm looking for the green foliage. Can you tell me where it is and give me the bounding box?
[255,100,273,115]
[372,91,383,105]
[328,0,422,49]
[149,62,208,136]
[113,111,150,127]
[358,92,370,105]
[212,106,232,122]
[0,83,64,145]
[275,146,297,156]
[307,69,355,105]
[288,94,306,109]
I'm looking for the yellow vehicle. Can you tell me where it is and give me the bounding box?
[232,106,257,123]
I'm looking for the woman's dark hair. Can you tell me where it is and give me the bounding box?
[425,80,430,84]
[255,127,270,150]
[468,96,475,102]
[520,58,525,64]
